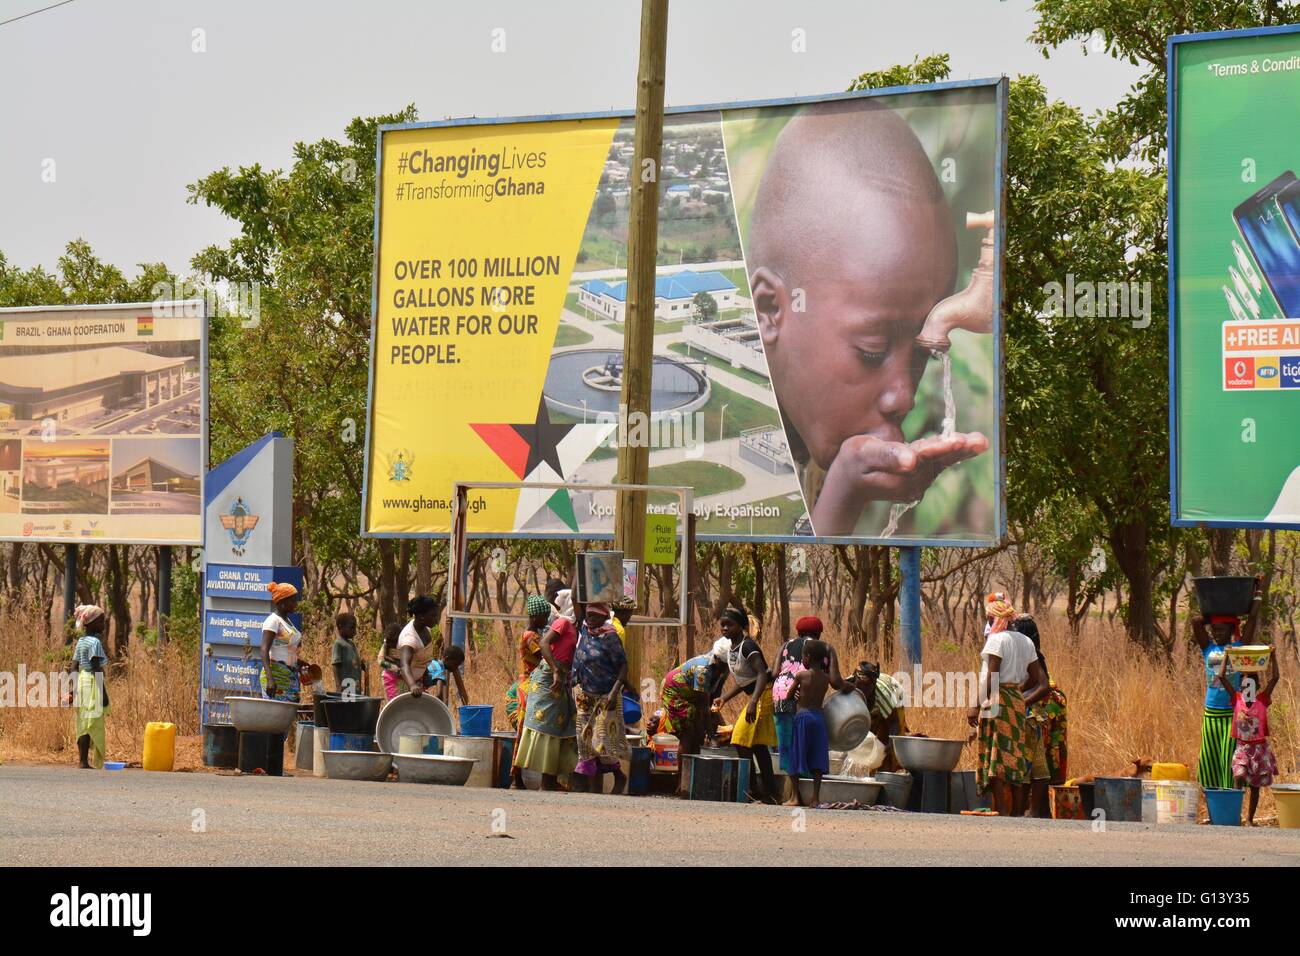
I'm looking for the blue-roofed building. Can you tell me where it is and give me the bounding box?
[576,268,737,324]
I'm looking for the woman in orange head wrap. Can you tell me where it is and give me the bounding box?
[260,582,308,701]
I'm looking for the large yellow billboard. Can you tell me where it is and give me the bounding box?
[364,82,1006,544]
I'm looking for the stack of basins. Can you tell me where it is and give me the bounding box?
[225,697,300,775]
[317,695,388,781]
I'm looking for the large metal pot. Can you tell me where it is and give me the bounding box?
[822,688,872,751]
[891,735,965,773]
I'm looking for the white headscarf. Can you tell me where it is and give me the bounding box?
[555,589,576,623]
[711,636,732,662]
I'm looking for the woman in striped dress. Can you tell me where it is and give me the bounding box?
[64,605,110,769]
[1192,583,1261,790]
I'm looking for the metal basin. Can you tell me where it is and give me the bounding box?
[226,696,299,735]
[875,770,912,808]
[375,694,455,754]
[321,750,393,782]
[891,735,965,773]
[392,753,476,786]
[823,688,872,751]
[796,775,883,805]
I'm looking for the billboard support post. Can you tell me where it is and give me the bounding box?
[157,545,172,641]
[614,0,669,691]
[899,546,921,667]
[63,543,77,631]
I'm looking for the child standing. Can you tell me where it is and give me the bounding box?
[785,639,832,807]
[331,612,367,697]
[1219,650,1280,826]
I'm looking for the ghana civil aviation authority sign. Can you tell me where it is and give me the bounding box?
[0,302,205,545]
[1170,24,1300,528]
[363,81,1007,545]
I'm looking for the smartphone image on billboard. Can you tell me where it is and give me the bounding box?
[1277,177,1300,249]
[1232,171,1300,318]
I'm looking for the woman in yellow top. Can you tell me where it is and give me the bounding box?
[712,606,780,804]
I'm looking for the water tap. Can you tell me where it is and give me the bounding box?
[914,210,996,353]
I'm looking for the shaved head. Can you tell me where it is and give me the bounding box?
[746,98,957,473]
[749,99,953,285]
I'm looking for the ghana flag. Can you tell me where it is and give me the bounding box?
[136,315,154,336]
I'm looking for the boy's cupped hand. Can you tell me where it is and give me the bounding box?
[827,430,988,503]
[809,431,988,536]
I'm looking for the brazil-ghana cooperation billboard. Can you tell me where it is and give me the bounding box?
[1171,25,1300,528]
[363,80,1006,544]
[0,302,205,545]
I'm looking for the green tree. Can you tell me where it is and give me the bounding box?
[691,290,718,324]
[189,107,418,625]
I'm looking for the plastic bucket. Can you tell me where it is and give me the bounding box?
[621,692,642,727]
[399,733,442,755]
[202,723,239,769]
[237,731,285,776]
[652,733,680,772]
[627,746,653,796]
[329,732,376,752]
[1051,785,1085,820]
[1204,787,1244,826]
[1273,785,1300,829]
[458,705,494,737]
[1155,780,1200,824]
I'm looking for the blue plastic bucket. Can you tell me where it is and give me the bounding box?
[621,692,642,726]
[328,732,376,752]
[1204,787,1244,826]
[458,705,493,737]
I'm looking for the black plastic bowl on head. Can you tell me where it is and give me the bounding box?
[1192,577,1256,618]
[323,697,383,735]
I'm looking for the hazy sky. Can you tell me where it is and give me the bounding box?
[0,0,1144,275]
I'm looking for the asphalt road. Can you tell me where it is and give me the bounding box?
[2,766,1296,866]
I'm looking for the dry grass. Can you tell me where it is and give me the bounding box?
[4,604,1294,818]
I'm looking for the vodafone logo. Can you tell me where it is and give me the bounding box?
[1224,356,1255,389]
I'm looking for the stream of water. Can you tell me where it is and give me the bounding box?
[881,351,954,538]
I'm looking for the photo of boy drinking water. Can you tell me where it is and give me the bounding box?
[727,89,1001,539]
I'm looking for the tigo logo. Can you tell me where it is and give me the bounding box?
[1224,356,1255,389]
[1282,356,1300,388]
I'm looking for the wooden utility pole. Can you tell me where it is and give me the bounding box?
[614,0,669,690]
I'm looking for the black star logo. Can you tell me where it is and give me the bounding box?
[512,397,575,477]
